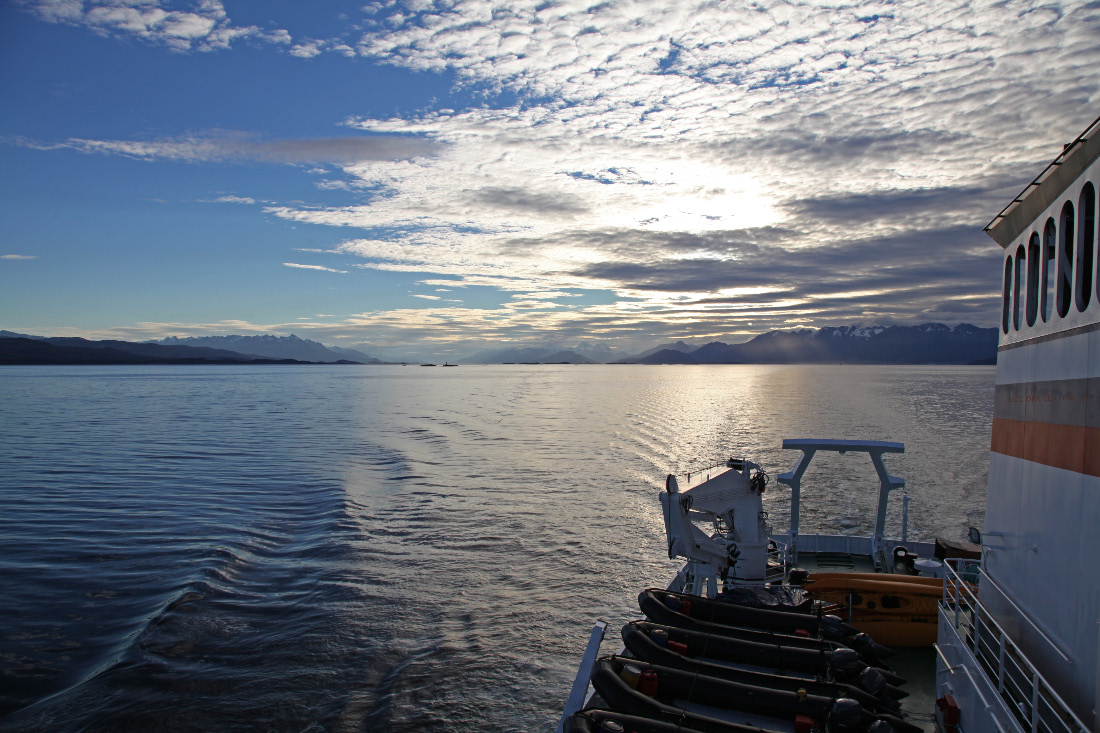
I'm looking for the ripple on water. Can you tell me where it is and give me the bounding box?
[1,364,993,730]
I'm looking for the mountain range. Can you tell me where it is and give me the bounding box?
[155,334,381,363]
[462,345,598,364]
[1,323,998,366]
[0,331,363,366]
[620,324,996,365]
[459,324,995,364]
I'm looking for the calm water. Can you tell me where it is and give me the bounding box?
[0,364,993,731]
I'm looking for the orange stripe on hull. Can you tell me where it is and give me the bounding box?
[990,418,1100,477]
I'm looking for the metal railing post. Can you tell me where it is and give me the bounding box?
[1031,673,1039,733]
[973,604,982,661]
[998,633,1007,694]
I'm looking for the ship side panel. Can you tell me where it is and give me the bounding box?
[986,153,1100,728]
[986,375,1099,728]
[1091,307,1099,733]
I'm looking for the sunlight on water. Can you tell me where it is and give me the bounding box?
[0,364,993,730]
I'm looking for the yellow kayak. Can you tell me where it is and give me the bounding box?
[807,572,945,588]
[838,616,939,647]
[802,576,942,646]
[803,576,944,597]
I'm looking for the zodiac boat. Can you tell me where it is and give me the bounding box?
[592,655,922,733]
[620,619,908,708]
[561,115,1099,733]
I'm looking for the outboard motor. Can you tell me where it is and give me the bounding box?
[858,667,899,712]
[858,666,886,696]
[827,698,864,733]
[847,632,893,666]
[820,614,858,641]
[829,648,864,682]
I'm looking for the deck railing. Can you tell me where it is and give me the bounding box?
[766,539,788,582]
[941,560,1089,733]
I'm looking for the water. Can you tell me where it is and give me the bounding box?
[0,364,993,731]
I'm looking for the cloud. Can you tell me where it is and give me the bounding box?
[781,186,991,225]
[2,254,37,260]
[283,262,347,273]
[468,187,590,216]
[16,0,1100,354]
[17,0,291,52]
[289,41,323,58]
[244,0,1095,346]
[249,137,441,164]
[7,131,442,165]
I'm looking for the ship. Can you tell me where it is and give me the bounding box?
[560,115,1099,733]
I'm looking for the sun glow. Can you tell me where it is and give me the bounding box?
[595,165,779,233]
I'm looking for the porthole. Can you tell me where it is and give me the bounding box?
[881,595,908,609]
[1079,182,1096,312]
[1014,244,1025,331]
[1042,218,1057,323]
[1002,256,1013,334]
[1026,232,1040,326]
[1058,201,1074,318]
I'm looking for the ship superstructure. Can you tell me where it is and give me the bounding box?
[935,116,1100,733]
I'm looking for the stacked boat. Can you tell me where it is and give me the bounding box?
[568,586,918,733]
[560,443,946,733]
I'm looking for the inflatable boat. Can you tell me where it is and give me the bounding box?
[621,618,904,686]
[641,588,851,634]
[639,588,893,668]
[591,656,922,733]
[568,707,781,733]
[621,620,906,712]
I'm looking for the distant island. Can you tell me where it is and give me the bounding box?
[156,334,380,364]
[469,324,997,365]
[622,324,997,365]
[0,323,998,366]
[0,333,362,366]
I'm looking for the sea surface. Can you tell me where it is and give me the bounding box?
[0,364,994,731]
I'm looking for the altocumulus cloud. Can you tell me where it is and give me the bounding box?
[19,0,291,51]
[15,0,1100,353]
[257,0,1099,348]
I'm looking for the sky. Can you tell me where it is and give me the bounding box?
[2,0,1099,360]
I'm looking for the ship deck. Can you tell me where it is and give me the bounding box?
[787,551,880,573]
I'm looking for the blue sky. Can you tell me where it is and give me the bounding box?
[2,0,1098,360]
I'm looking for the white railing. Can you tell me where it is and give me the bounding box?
[557,620,608,733]
[941,560,1089,733]
[767,539,788,582]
